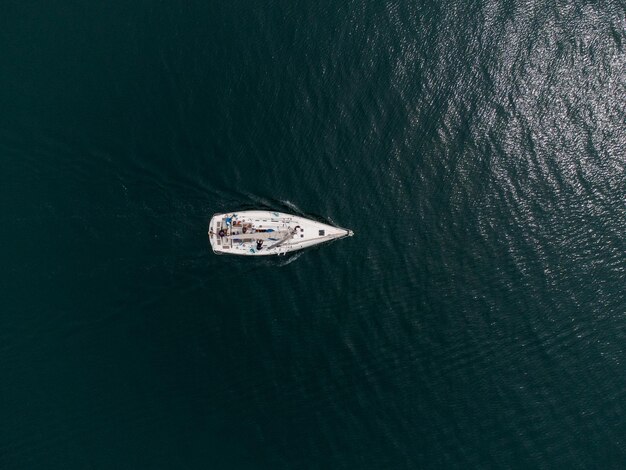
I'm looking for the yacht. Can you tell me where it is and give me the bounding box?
[208,211,353,256]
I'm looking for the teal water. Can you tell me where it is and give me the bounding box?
[2,1,625,468]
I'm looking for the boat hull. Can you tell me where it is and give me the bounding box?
[208,211,353,256]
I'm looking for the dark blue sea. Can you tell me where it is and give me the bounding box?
[2,1,625,468]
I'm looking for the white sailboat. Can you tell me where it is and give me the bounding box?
[208,211,353,256]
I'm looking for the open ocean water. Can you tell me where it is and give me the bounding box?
[1,1,625,468]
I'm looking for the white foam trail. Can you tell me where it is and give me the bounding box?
[279,199,304,214]
[278,250,305,266]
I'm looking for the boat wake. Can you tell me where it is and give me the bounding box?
[277,250,305,266]
[278,199,305,215]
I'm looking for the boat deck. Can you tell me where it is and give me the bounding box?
[208,210,352,256]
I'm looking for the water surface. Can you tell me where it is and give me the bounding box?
[1,1,625,468]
